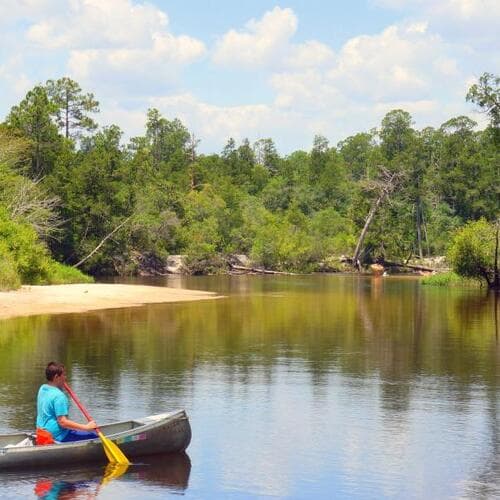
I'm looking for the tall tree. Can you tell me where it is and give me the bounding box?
[380,109,414,161]
[254,138,280,176]
[46,77,99,139]
[145,108,190,173]
[5,86,61,177]
[466,72,500,129]
[338,132,379,181]
[310,135,329,180]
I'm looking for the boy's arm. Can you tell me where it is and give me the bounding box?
[57,415,97,431]
[54,393,97,431]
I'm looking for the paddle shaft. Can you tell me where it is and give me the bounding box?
[62,381,130,465]
[63,382,101,433]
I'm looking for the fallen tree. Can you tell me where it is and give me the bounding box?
[380,260,435,273]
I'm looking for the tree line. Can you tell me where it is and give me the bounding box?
[0,74,498,288]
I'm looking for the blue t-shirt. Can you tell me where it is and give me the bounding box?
[36,384,69,441]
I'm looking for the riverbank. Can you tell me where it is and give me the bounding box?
[0,283,222,320]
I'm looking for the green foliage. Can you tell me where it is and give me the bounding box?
[1,76,498,277]
[0,209,90,285]
[380,109,414,160]
[254,138,280,175]
[338,132,378,181]
[425,202,462,255]
[448,219,498,287]
[178,186,227,259]
[0,208,51,284]
[251,216,315,271]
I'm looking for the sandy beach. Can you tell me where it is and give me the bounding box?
[0,283,222,320]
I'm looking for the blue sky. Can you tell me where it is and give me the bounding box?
[0,0,498,153]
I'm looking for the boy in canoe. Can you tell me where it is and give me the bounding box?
[36,362,97,444]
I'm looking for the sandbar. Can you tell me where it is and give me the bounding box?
[0,283,222,320]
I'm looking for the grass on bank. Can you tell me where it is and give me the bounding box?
[421,271,479,287]
[45,262,94,285]
[0,258,93,291]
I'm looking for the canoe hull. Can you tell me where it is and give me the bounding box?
[0,410,191,470]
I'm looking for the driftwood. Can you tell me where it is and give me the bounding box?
[381,260,435,272]
[229,264,294,275]
[341,255,435,273]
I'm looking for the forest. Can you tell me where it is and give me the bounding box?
[0,73,498,288]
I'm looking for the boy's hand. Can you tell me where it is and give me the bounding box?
[85,420,97,430]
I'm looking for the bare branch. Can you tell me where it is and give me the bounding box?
[73,216,132,268]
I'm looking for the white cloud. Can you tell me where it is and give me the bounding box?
[213,7,297,67]
[0,0,62,24]
[91,11,483,153]
[212,7,333,71]
[68,33,205,86]
[328,24,448,101]
[98,103,146,138]
[0,57,32,103]
[271,69,344,111]
[97,92,315,153]
[285,40,335,69]
[2,1,495,153]
[375,0,500,44]
[270,22,457,116]
[213,7,297,68]
[22,0,206,93]
[152,93,277,143]
[26,0,169,49]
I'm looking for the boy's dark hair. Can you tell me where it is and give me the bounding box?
[45,362,65,381]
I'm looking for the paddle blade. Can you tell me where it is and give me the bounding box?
[101,463,129,485]
[97,431,130,465]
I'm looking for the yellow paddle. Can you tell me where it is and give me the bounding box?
[101,463,130,485]
[64,382,130,465]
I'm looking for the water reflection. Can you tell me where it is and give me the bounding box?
[0,276,499,498]
[6,453,191,499]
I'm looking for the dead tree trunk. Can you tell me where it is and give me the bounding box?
[416,199,423,260]
[352,170,400,269]
[494,219,499,289]
[73,216,131,269]
[421,207,430,257]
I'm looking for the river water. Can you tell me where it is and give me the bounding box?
[0,275,498,499]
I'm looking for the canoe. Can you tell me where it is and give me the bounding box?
[0,410,191,470]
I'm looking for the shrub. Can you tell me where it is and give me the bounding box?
[448,218,499,288]
[0,209,51,284]
[421,271,478,287]
[0,209,92,286]
[0,246,21,290]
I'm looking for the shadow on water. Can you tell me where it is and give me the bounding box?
[1,453,191,498]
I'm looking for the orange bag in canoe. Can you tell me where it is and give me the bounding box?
[35,428,55,446]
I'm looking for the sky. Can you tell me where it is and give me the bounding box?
[0,0,498,153]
